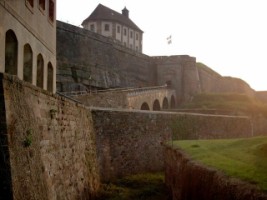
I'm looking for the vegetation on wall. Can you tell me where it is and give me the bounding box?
[179,93,267,117]
[96,173,170,200]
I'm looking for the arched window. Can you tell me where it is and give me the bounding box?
[47,62,53,92]
[171,95,176,109]
[162,97,169,109]
[153,99,161,111]
[23,44,33,83]
[37,54,44,88]
[5,30,18,75]
[141,102,150,110]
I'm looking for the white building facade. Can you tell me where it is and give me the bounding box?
[82,4,143,53]
[0,0,56,93]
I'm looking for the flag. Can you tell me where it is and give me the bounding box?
[167,35,172,44]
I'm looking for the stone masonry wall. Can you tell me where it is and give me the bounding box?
[91,108,252,182]
[56,21,157,92]
[164,145,267,200]
[1,73,100,200]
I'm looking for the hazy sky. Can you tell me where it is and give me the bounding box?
[57,0,267,91]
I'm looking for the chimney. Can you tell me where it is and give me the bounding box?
[122,7,129,18]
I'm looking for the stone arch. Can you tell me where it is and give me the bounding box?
[162,97,169,109]
[37,54,44,88]
[23,44,33,83]
[5,30,18,75]
[47,62,54,92]
[171,95,176,109]
[141,102,150,110]
[153,99,161,111]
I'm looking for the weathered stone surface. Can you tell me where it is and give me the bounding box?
[91,108,252,182]
[164,145,267,200]
[1,73,100,200]
[56,21,156,91]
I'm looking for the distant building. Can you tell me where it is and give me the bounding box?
[0,0,56,93]
[82,4,143,53]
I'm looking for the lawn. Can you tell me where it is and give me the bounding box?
[172,136,267,191]
[96,173,170,200]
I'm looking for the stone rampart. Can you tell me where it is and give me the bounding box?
[56,21,156,92]
[0,73,100,199]
[164,145,267,200]
[91,108,252,182]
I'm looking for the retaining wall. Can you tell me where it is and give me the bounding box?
[91,108,252,182]
[1,73,100,200]
[164,145,267,200]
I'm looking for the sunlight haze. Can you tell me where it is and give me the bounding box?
[57,0,267,91]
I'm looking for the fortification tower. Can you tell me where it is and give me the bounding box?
[0,0,57,93]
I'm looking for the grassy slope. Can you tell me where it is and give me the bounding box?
[96,173,170,200]
[172,136,267,191]
[180,93,267,116]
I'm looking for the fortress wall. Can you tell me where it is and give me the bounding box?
[56,21,157,92]
[153,55,200,103]
[164,145,267,200]
[91,108,252,182]
[1,73,100,200]
[198,66,255,96]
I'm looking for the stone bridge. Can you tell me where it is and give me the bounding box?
[63,85,177,111]
[126,86,176,110]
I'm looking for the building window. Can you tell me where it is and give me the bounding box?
[37,54,44,88]
[26,0,34,7]
[117,26,120,33]
[5,30,18,75]
[90,24,95,32]
[130,44,132,49]
[47,62,53,92]
[49,0,55,22]
[124,28,127,36]
[39,0,45,10]
[23,44,33,83]
[136,33,139,40]
[130,31,133,38]
[104,24,110,31]
[136,46,139,51]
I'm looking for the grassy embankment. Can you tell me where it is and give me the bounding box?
[172,136,267,191]
[96,173,170,200]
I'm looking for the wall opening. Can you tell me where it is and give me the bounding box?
[37,54,44,88]
[153,99,161,111]
[49,0,55,22]
[171,95,176,109]
[47,62,53,92]
[23,44,33,83]
[141,102,150,110]
[5,30,18,75]
[39,0,45,10]
[162,97,169,110]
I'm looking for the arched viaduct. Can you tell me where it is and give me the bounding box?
[126,86,176,111]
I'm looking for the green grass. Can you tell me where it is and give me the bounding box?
[180,93,267,116]
[171,136,267,191]
[96,173,170,200]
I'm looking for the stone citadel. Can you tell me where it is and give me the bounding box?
[1,1,267,199]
